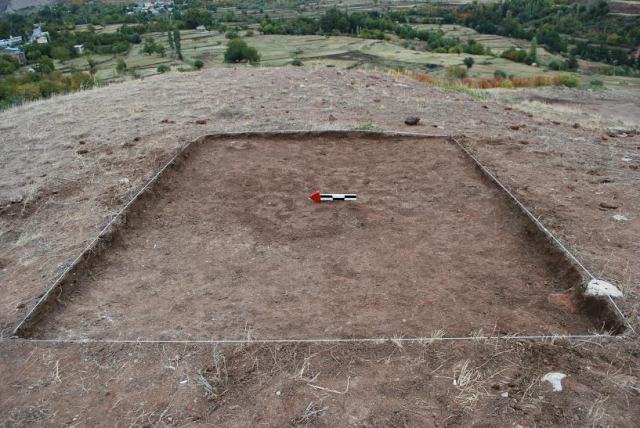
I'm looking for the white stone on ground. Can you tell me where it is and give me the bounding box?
[542,372,566,392]
[585,279,623,298]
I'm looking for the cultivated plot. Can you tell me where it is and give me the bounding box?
[28,134,602,340]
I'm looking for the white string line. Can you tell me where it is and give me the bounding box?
[12,139,197,336]
[11,130,444,336]
[12,130,632,336]
[450,137,631,332]
[451,137,595,278]
[4,334,619,345]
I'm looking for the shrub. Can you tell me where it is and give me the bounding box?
[224,38,260,64]
[533,76,548,87]
[20,83,41,100]
[446,65,467,80]
[499,79,515,88]
[116,58,127,74]
[463,57,474,69]
[463,39,485,55]
[493,69,507,79]
[0,57,19,75]
[225,30,239,39]
[193,59,204,69]
[38,79,67,98]
[245,30,255,37]
[290,58,303,66]
[157,64,170,73]
[548,59,566,71]
[589,79,604,87]
[501,47,528,64]
[553,74,579,87]
[51,46,72,61]
[69,71,94,90]
[86,58,97,75]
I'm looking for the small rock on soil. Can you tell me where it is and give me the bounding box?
[599,201,619,210]
[404,116,420,126]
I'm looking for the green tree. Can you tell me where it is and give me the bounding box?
[223,38,260,63]
[528,37,538,64]
[183,7,213,29]
[157,64,170,73]
[463,56,474,69]
[167,30,174,50]
[173,29,182,60]
[142,38,158,55]
[51,46,72,61]
[36,57,55,74]
[193,59,204,69]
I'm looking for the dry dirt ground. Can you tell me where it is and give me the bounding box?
[492,86,640,132]
[1,66,639,425]
[26,134,599,340]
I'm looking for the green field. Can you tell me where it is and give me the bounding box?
[212,0,495,23]
[413,24,563,63]
[52,29,639,88]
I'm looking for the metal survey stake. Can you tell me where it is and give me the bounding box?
[309,191,357,203]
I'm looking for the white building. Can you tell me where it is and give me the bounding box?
[74,44,85,55]
[0,35,22,48]
[29,24,50,44]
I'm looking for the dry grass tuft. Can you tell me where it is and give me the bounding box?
[293,401,328,426]
[452,359,486,410]
[195,345,228,400]
[392,69,560,90]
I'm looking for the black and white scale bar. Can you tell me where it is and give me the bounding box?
[320,193,357,201]
[309,191,357,203]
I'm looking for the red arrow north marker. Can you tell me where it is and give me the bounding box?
[309,191,322,203]
[309,191,357,203]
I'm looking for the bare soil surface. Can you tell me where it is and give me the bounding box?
[1,67,639,425]
[492,86,640,131]
[29,135,595,340]
[1,68,638,335]
[2,338,639,426]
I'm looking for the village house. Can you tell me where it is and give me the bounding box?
[29,24,50,44]
[0,35,22,48]
[0,47,27,65]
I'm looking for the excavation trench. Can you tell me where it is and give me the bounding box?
[17,132,624,340]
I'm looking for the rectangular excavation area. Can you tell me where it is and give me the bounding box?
[29,134,600,340]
